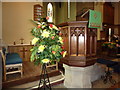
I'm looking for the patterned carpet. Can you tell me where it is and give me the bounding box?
[92,73,120,88]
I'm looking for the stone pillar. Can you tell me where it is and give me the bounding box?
[94,2,104,40]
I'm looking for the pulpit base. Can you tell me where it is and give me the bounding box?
[63,63,105,88]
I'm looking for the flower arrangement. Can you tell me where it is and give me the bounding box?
[116,40,120,47]
[30,17,67,65]
[102,42,116,49]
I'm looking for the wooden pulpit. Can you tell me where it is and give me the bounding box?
[58,21,97,67]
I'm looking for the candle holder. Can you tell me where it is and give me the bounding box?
[20,38,24,44]
[13,41,16,45]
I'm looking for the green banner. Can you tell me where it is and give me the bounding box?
[88,10,102,29]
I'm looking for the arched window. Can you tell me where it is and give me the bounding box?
[47,3,53,22]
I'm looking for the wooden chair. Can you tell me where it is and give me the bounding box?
[0,49,23,81]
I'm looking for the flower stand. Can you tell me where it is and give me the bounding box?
[38,63,51,90]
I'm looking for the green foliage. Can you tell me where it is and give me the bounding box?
[30,17,66,65]
[102,42,116,49]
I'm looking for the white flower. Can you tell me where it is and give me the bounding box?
[34,21,41,25]
[49,25,59,30]
[59,37,62,40]
[32,38,39,45]
[38,45,45,52]
[42,59,50,63]
[58,37,63,44]
[42,22,46,25]
[41,25,46,29]
[41,30,50,38]
[53,25,59,30]
[63,51,67,57]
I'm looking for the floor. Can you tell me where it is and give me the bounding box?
[3,58,120,89]
[7,71,120,89]
[92,73,120,88]
[111,82,120,88]
[10,72,65,89]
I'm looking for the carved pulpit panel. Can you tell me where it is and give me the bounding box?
[60,27,69,53]
[70,28,77,56]
[77,27,85,56]
[70,27,85,56]
[87,28,97,56]
[58,21,97,67]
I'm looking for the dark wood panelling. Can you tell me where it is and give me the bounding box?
[101,24,120,41]
[60,27,69,53]
[87,28,97,56]
[103,2,114,24]
[96,40,106,56]
[70,29,77,55]
[8,45,33,61]
[76,2,94,21]
[78,35,85,55]
[119,26,120,37]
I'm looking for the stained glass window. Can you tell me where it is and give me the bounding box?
[47,3,53,22]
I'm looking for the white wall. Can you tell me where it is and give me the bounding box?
[94,2,104,40]
[2,2,42,45]
[0,2,2,40]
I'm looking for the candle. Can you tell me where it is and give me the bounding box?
[109,28,111,42]
[109,28,111,36]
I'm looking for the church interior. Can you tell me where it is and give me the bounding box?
[0,1,120,89]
